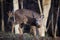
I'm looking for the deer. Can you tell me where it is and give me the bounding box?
[7,9,43,39]
[13,9,43,37]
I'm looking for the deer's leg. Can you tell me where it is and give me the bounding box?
[30,26,40,40]
[18,25,23,40]
[30,26,36,36]
[19,25,23,35]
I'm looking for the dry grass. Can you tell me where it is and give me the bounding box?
[0,32,60,40]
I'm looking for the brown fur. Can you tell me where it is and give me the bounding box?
[14,9,41,36]
[11,9,41,36]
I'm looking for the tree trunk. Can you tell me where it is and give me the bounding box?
[13,0,19,11]
[54,7,59,38]
[38,0,51,37]
[13,0,19,22]
[37,0,42,15]
[20,0,23,9]
[52,12,54,36]
[1,0,4,32]
[12,0,19,33]
[42,0,51,37]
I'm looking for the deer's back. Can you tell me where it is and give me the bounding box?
[15,9,40,24]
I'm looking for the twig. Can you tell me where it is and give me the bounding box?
[37,0,43,15]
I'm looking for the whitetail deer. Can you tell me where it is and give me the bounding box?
[7,9,43,38]
[14,9,43,37]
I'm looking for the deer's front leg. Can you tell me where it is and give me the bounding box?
[18,25,23,40]
[30,26,36,36]
[18,25,23,35]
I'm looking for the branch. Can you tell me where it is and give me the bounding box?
[37,0,43,15]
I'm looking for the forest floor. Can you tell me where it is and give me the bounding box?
[0,32,60,40]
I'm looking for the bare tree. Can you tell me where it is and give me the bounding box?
[20,0,23,9]
[37,0,51,37]
[37,0,43,15]
[12,0,19,33]
[52,11,54,36]
[13,0,19,11]
[1,0,4,32]
[54,7,59,38]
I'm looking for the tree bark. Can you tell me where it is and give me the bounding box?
[20,0,23,9]
[12,0,19,33]
[1,0,4,32]
[37,0,42,15]
[37,0,51,37]
[13,0,19,11]
[54,7,59,38]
